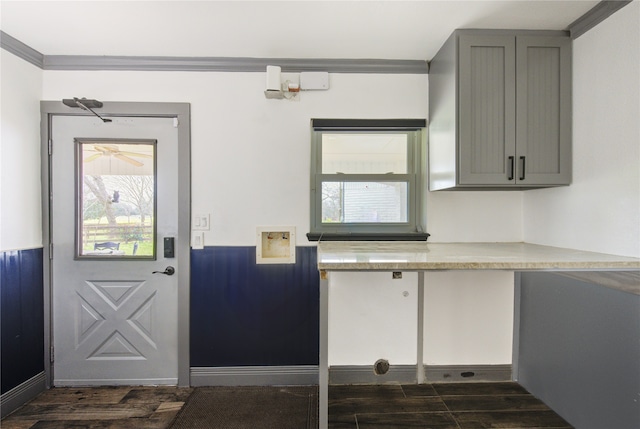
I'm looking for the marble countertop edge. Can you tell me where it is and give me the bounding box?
[317,261,640,271]
[316,241,640,271]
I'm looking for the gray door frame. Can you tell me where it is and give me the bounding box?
[40,101,191,387]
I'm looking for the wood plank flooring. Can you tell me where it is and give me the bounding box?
[1,386,192,429]
[1,382,573,428]
[329,383,574,428]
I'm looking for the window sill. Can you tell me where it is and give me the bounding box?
[306,232,430,242]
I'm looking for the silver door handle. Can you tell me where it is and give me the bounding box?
[153,266,175,276]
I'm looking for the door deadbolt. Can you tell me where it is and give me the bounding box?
[153,266,175,276]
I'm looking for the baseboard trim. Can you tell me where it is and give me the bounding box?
[53,378,177,386]
[329,365,417,385]
[190,366,319,386]
[189,364,512,386]
[425,365,512,382]
[1,372,46,418]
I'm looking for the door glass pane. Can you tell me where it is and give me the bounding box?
[321,134,408,174]
[76,141,156,259]
[321,181,408,223]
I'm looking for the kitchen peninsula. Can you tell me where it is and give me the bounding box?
[316,241,640,429]
[317,241,640,272]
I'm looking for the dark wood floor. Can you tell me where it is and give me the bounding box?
[329,382,573,428]
[1,382,572,429]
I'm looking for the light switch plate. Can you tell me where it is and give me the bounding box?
[193,214,210,231]
[191,232,204,249]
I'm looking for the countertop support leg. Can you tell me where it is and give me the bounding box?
[417,271,425,384]
[319,271,329,429]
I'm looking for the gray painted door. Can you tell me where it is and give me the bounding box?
[51,115,179,386]
[516,36,572,185]
[458,34,517,185]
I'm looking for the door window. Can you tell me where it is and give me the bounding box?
[76,139,157,259]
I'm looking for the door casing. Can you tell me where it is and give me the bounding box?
[40,101,191,387]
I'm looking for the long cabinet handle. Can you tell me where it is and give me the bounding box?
[508,156,515,181]
[519,156,526,181]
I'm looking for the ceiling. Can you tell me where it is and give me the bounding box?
[1,1,599,61]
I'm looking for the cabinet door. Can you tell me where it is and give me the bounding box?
[516,36,571,185]
[458,35,516,185]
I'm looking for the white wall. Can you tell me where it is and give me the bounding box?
[423,271,514,365]
[523,2,640,258]
[427,192,523,243]
[42,69,521,366]
[0,50,43,251]
[42,72,429,246]
[329,272,418,365]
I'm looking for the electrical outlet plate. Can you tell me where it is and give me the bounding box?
[256,226,296,264]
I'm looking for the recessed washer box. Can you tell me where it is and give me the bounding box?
[256,226,296,264]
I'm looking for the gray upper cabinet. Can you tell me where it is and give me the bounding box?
[429,30,571,190]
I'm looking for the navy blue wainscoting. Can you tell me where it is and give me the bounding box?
[190,246,319,367]
[0,248,44,394]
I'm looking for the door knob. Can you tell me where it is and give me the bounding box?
[153,266,175,276]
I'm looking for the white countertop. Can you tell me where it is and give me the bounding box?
[317,241,640,271]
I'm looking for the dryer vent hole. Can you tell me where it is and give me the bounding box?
[374,359,390,375]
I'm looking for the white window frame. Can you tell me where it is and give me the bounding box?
[308,119,428,241]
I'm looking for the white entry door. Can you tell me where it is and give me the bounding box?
[51,114,180,386]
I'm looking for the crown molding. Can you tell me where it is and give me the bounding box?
[1,30,427,74]
[42,55,428,74]
[568,0,632,39]
[0,31,44,68]
[3,0,631,72]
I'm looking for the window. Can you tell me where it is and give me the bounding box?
[308,119,428,241]
[76,139,157,259]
